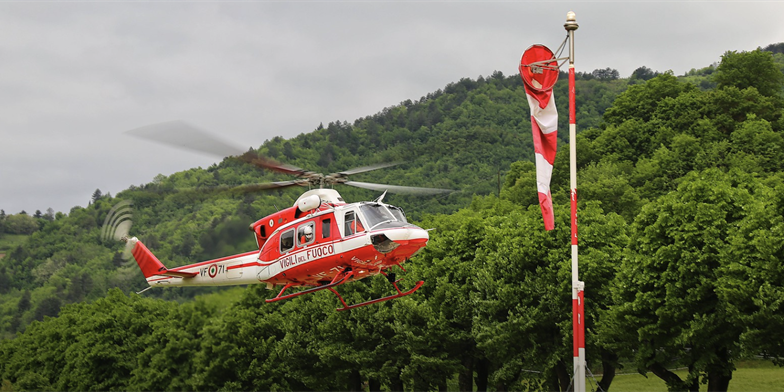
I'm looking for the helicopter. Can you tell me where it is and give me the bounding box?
[118,121,452,311]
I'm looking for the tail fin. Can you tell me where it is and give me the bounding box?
[127,237,167,278]
[127,237,197,279]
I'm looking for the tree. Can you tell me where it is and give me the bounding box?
[732,175,784,365]
[4,214,38,235]
[43,208,55,222]
[0,268,10,295]
[603,72,696,126]
[403,209,490,391]
[762,42,784,55]
[606,169,769,392]
[33,296,62,321]
[630,66,659,82]
[590,67,620,80]
[91,189,103,204]
[472,200,626,391]
[714,49,784,98]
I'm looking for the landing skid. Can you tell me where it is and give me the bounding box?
[265,268,424,311]
[332,278,424,312]
[265,269,354,304]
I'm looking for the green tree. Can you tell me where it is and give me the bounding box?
[473,200,626,391]
[3,214,38,235]
[402,208,490,391]
[606,169,768,392]
[91,189,103,204]
[733,175,784,365]
[603,72,695,126]
[630,66,660,82]
[714,49,784,98]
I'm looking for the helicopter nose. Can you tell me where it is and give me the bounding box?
[383,226,429,245]
[370,225,429,254]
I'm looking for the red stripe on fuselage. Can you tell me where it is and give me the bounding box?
[167,250,258,273]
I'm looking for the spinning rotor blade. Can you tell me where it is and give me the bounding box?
[124,121,447,196]
[126,120,244,159]
[344,181,453,195]
[176,180,308,197]
[243,156,310,178]
[335,162,402,177]
[126,121,309,177]
[210,180,308,193]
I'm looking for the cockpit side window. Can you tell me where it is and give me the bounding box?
[280,229,295,253]
[344,211,365,236]
[297,222,315,247]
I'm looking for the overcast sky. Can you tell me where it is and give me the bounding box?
[1,1,781,215]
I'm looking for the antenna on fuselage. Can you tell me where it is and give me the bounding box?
[374,190,388,203]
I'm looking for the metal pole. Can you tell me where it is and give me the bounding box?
[564,10,585,392]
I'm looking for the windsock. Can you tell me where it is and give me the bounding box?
[520,45,558,231]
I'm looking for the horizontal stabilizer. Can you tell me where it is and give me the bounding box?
[158,270,198,278]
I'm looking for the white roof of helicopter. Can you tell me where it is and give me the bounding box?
[295,188,346,206]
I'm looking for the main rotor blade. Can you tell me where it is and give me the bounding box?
[186,180,308,195]
[125,120,310,177]
[335,162,402,177]
[125,120,245,159]
[344,181,454,195]
[243,156,310,178]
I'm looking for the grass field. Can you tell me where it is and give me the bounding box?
[605,360,784,392]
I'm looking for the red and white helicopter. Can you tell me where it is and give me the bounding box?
[115,121,451,311]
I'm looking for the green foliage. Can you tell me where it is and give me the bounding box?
[2,215,38,236]
[714,49,784,98]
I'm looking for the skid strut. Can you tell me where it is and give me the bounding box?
[265,268,424,311]
[332,270,423,311]
[266,269,355,304]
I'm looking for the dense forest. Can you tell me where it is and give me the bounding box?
[1,44,784,391]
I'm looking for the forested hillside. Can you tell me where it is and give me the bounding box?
[1,46,784,392]
[0,58,630,335]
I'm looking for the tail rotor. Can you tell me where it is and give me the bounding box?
[101,200,134,261]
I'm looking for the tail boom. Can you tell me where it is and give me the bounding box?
[127,237,260,288]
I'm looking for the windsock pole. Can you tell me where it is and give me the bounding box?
[564,11,585,392]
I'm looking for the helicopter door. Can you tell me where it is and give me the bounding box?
[342,210,366,237]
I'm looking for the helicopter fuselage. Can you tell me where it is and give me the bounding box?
[135,189,428,290]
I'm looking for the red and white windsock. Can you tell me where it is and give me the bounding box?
[520,45,559,231]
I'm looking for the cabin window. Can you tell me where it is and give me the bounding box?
[297,222,315,247]
[280,229,295,253]
[344,211,365,236]
[322,218,331,239]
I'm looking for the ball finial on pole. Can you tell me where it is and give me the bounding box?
[565,11,579,31]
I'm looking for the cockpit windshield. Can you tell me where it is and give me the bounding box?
[359,204,399,229]
[387,206,407,223]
